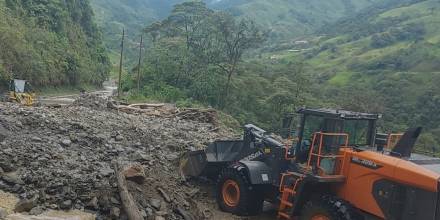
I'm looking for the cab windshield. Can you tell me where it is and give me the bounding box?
[302,115,372,146]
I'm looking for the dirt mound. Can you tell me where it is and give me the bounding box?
[0,101,231,220]
[176,109,218,126]
[71,93,109,110]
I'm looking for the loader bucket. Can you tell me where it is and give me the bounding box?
[180,140,256,179]
[180,150,208,178]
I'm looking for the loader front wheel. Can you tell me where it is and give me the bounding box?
[300,195,361,220]
[217,167,264,216]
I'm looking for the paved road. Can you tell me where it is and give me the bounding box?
[39,81,117,106]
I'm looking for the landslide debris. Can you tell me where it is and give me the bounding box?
[0,94,231,220]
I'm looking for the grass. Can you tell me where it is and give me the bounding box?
[328,71,353,86]
[378,0,439,19]
[257,0,438,103]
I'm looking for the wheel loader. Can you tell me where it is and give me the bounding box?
[5,79,36,106]
[180,108,440,220]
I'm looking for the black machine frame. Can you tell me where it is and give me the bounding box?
[180,107,425,219]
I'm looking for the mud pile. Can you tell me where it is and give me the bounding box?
[0,95,232,220]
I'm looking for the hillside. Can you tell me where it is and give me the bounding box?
[283,0,440,149]
[90,0,386,63]
[0,0,110,90]
[90,0,184,63]
[89,0,440,151]
[209,0,384,42]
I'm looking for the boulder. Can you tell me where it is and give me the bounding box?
[14,198,36,212]
[0,125,8,142]
[122,164,145,184]
[2,172,24,185]
[61,139,72,147]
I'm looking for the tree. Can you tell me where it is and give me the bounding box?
[415,86,440,130]
[143,2,266,108]
[213,13,266,107]
[371,32,395,48]
[335,86,385,114]
[416,133,438,154]
[0,0,109,88]
[144,2,219,87]
[144,22,162,43]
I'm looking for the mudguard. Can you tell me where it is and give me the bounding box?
[236,161,273,185]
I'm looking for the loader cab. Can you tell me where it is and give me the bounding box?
[292,108,381,164]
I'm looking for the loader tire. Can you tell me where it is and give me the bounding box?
[216,167,264,216]
[299,195,362,220]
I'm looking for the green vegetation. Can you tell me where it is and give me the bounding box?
[2,0,438,151]
[120,2,312,132]
[90,0,387,66]
[210,0,383,44]
[118,0,440,152]
[90,0,184,67]
[0,0,110,90]
[293,0,440,151]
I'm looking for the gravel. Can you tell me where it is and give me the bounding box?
[0,95,230,220]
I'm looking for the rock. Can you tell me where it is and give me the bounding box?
[86,197,99,210]
[0,96,228,220]
[31,136,42,142]
[2,172,24,185]
[123,164,145,184]
[110,207,120,219]
[145,208,153,217]
[100,167,114,177]
[186,188,199,197]
[140,210,147,218]
[14,198,36,212]
[157,188,171,203]
[0,162,14,172]
[155,216,166,220]
[202,209,212,219]
[134,153,152,162]
[29,206,44,215]
[61,139,72,146]
[150,199,161,210]
[0,207,7,219]
[60,200,72,209]
[98,196,110,211]
[115,135,124,141]
[176,207,195,220]
[0,125,8,142]
[110,197,120,205]
[11,184,23,193]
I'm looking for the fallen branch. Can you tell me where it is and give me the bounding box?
[128,103,165,109]
[113,162,143,220]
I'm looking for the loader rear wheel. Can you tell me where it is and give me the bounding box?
[217,167,264,216]
[300,195,361,220]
